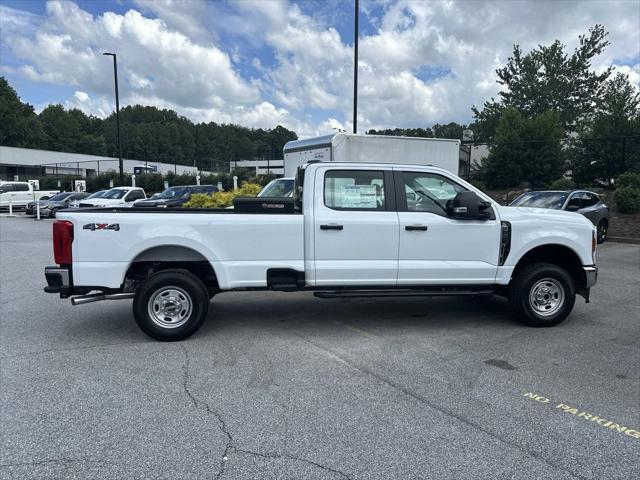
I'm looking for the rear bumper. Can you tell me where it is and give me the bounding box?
[44,266,71,296]
[583,265,598,288]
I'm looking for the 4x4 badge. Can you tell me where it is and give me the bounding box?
[83,223,120,231]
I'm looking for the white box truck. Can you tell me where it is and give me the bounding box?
[283,133,460,177]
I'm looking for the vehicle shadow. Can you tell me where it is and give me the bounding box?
[197,291,517,338]
[65,291,517,343]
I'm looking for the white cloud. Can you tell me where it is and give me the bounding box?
[1,0,638,138]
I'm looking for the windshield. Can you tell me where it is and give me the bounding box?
[102,189,128,199]
[510,192,568,209]
[87,190,107,199]
[258,179,294,197]
[155,187,190,199]
[47,192,72,202]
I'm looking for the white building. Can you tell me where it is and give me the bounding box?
[0,146,212,180]
[230,159,284,176]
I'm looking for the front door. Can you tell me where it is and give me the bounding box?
[395,169,500,285]
[312,166,399,286]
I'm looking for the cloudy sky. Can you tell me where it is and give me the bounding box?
[1,0,638,137]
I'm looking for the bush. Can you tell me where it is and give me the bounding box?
[184,182,262,208]
[615,186,640,214]
[548,177,575,190]
[617,172,640,190]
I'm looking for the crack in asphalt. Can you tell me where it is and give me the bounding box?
[179,344,352,480]
[232,447,352,479]
[298,335,588,480]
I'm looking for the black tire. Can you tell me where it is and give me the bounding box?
[509,262,576,327]
[49,208,57,218]
[133,269,209,341]
[596,219,608,244]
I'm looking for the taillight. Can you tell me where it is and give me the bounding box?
[53,220,74,265]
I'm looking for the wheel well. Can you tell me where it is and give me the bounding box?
[124,245,219,294]
[512,244,586,289]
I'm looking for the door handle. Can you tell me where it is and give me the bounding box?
[320,224,343,231]
[405,225,428,231]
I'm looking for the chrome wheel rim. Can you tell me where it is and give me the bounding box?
[529,278,564,317]
[147,286,192,328]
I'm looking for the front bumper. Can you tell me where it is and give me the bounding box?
[583,265,598,288]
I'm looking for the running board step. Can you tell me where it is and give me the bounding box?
[313,289,494,299]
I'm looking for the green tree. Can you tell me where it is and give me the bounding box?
[432,122,466,140]
[481,108,564,188]
[0,77,45,147]
[472,25,612,140]
[39,104,83,152]
[572,73,640,185]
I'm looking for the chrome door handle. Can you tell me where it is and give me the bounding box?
[405,225,428,231]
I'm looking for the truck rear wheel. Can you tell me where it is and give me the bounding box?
[133,269,209,341]
[509,262,575,327]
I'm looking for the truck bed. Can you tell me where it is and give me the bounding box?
[57,207,304,290]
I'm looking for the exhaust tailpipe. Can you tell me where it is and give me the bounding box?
[71,292,135,306]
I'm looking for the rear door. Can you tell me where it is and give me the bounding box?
[312,166,399,286]
[578,192,600,224]
[395,169,500,285]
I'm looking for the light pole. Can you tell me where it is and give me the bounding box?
[103,52,123,185]
[353,0,359,134]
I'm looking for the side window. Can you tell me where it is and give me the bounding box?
[324,170,385,210]
[126,190,143,201]
[566,194,582,209]
[15,183,30,192]
[584,193,598,207]
[401,172,466,216]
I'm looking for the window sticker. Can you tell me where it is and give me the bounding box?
[339,185,378,208]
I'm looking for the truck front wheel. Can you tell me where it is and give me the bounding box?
[509,262,576,327]
[133,269,209,341]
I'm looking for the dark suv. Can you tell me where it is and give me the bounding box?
[133,185,218,208]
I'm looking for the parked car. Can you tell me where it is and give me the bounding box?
[133,185,218,208]
[0,181,59,209]
[45,161,597,341]
[26,192,72,215]
[68,189,108,208]
[41,192,90,217]
[257,178,295,197]
[510,190,609,243]
[78,187,146,207]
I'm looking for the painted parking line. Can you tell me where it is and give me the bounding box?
[523,391,639,440]
[331,319,378,339]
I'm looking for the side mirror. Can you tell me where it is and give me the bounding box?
[448,191,491,220]
[565,204,580,212]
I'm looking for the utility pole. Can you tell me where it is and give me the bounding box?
[353,0,359,134]
[103,52,123,185]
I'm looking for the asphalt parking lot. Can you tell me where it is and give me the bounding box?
[1,215,638,480]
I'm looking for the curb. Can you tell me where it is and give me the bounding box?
[607,236,640,245]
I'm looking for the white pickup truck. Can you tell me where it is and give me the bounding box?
[45,162,598,341]
[0,181,59,209]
